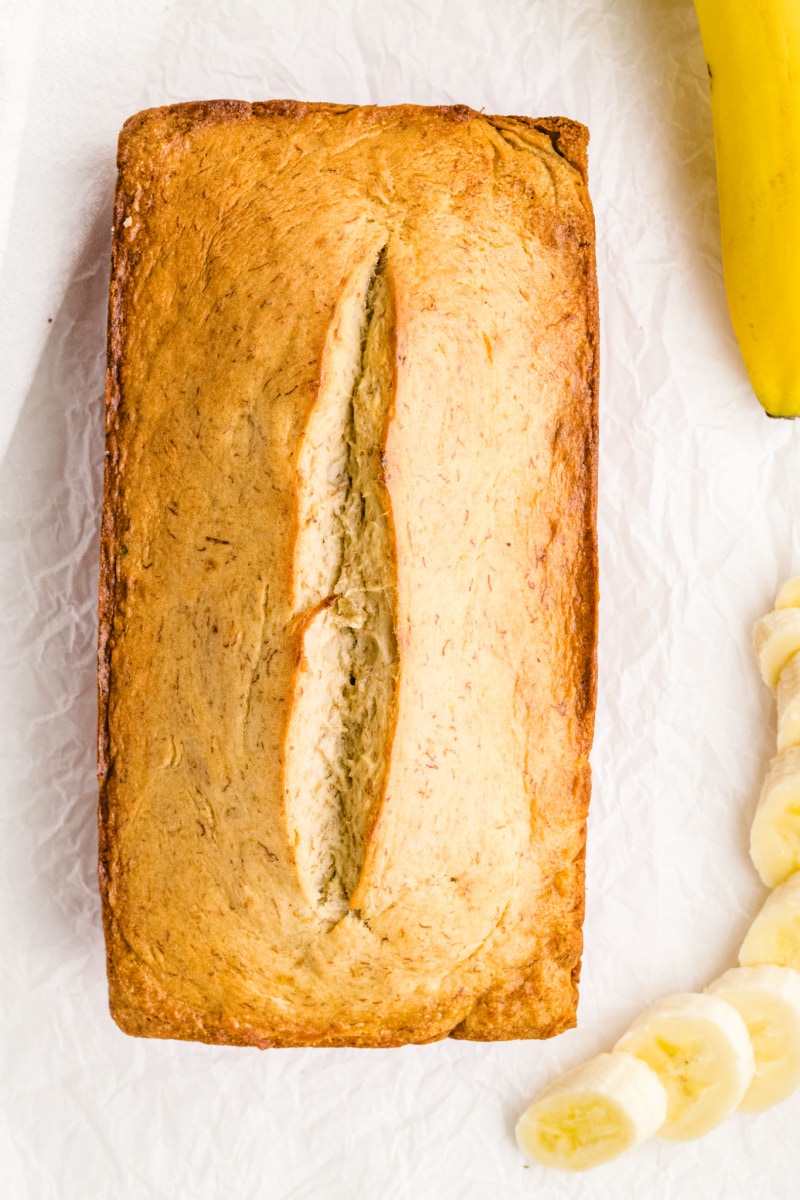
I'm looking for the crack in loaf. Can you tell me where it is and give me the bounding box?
[286,248,399,923]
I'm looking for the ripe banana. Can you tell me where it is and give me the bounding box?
[777,655,800,751]
[707,965,800,1112]
[776,576,800,611]
[750,748,800,886]
[693,0,800,417]
[740,871,800,970]
[752,609,800,691]
[514,1052,668,1172]
[614,992,755,1139]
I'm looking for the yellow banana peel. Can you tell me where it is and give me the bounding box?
[694,0,800,418]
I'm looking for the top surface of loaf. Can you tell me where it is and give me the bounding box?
[99,101,598,1047]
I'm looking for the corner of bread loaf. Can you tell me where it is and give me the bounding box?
[100,888,219,1046]
[103,918,187,1043]
[533,117,589,177]
[488,113,589,180]
[449,926,584,1041]
[116,99,256,177]
[449,823,588,1043]
[116,98,377,173]
[104,928,278,1049]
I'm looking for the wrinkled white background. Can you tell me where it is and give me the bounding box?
[2,0,799,1196]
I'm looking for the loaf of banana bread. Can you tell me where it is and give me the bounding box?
[98,100,598,1047]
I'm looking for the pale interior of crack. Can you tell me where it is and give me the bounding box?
[286,250,398,923]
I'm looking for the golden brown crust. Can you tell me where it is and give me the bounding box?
[98,101,598,1047]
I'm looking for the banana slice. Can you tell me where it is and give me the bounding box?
[614,992,755,1139]
[740,871,800,971]
[750,749,800,886]
[753,610,800,691]
[515,1052,668,1172]
[777,655,800,752]
[707,966,800,1112]
[776,576,800,611]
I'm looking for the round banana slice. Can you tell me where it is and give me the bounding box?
[740,871,800,971]
[777,656,800,752]
[614,992,755,1140]
[707,965,800,1112]
[750,748,800,887]
[515,1052,667,1172]
[753,610,800,691]
[775,576,800,611]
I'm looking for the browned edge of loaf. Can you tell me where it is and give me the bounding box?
[97,100,600,1048]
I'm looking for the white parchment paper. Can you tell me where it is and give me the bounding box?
[2,0,800,1196]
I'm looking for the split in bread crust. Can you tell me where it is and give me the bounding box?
[287,249,398,922]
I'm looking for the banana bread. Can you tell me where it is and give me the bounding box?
[98,100,599,1047]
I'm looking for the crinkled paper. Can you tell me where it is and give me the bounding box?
[2,0,799,1196]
